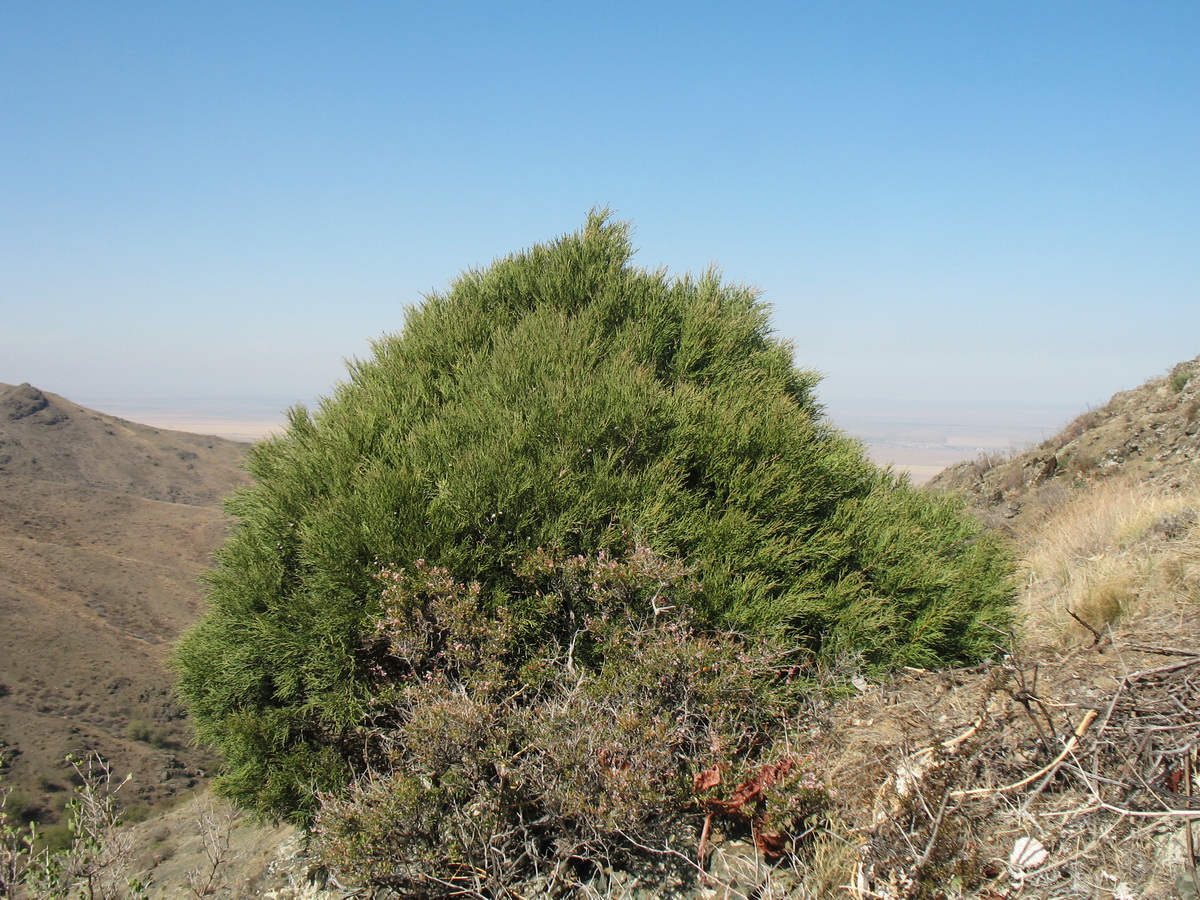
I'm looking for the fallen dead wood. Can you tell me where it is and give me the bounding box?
[834,626,1200,898]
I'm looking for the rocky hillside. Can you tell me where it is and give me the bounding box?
[932,355,1200,526]
[0,383,249,821]
[0,382,247,506]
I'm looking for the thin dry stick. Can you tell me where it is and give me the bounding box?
[1126,657,1200,682]
[941,719,982,752]
[913,787,953,871]
[613,828,707,887]
[952,709,1098,798]
[1188,753,1198,880]
[696,810,715,870]
[907,719,982,763]
[424,871,489,899]
[1092,802,1200,819]
[185,801,237,900]
[1121,644,1200,658]
[1068,608,1104,646]
[1012,664,1058,754]
[1021,740,1084,814]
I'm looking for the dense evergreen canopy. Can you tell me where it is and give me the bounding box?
[175,213,1013,822]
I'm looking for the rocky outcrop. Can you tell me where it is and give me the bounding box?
[2,383,67,425]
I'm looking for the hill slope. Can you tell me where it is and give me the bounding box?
[6,371,1199,898]
[931,355,1199,525]
[0,383,249,818]
[0,382,246,505]
[125,363,1200,898]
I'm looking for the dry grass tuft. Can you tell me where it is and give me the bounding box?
[1017,474,1200,651]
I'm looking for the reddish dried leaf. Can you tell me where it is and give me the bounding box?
[755,829,789,859]
[758,757,795,788]
[705,758,796,816]
[693,765,723,793]
[708,784,758,814]
[1164,767,1185,793]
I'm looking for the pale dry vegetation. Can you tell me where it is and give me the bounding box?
[763,470,1200,896]
[745,460,1200,899]
[1017,474,1200,652]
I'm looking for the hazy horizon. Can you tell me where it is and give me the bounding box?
[46,385,1088,482]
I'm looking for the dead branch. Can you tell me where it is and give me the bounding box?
[952,709,1098,799]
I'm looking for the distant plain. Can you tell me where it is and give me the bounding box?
[94,398,1083,483]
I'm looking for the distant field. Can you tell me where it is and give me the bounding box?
[828,399,1080,483]
[864,446,974,483]
[109,413,285,442]
[98,399,1081,483]
[88,403,289,443]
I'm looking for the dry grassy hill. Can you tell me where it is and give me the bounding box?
[0,383,249,823]
[929,357,1200,651]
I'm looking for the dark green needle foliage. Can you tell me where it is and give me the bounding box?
[174,211,1013,824]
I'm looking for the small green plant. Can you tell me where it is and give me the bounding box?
[1,753,147,899]
[37,821,75,854]
[2,790,42,827]
[1170,368,1190,393]
[123,721,171,749]
[118,802,152,826]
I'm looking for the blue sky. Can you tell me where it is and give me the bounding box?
[3,2,1197,441]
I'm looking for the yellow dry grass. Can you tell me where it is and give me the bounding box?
[1016,473,1200,651]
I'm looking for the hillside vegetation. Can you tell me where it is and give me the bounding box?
[934,355,1200,650]
[6,357,1186,900]
[3,335,1197,898]
[0,383,248,827]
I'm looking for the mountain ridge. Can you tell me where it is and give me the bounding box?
[0,382,248,506]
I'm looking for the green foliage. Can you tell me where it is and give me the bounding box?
[122,721,171,749]
[174,212,1014,823]
[3,790,42,827]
